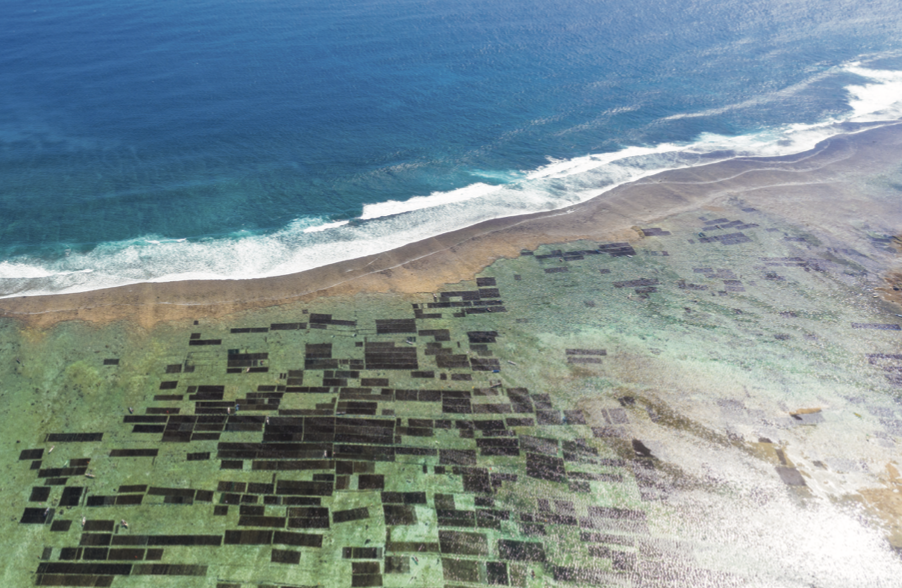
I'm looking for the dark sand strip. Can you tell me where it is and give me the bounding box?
[2,122,901,329]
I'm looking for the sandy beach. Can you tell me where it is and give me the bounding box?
[2,122,901,330]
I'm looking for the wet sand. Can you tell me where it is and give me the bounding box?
[2,122,901,330]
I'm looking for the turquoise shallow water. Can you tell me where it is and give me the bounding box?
[2,0,902,295]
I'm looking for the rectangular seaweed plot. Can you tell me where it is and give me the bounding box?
[471,358,501,371]
[442,558,479,583]
[131,564,207,575]
[272,531,323,547]
[497,540,546,562]
[59,487,84,507]
[383,505,417,526]
[20,449,44,460]
[436,355,470,369]
[276,481,334,496]
[36,563,133,576]
[305,343,332,358]
[613,278,659,288]
[47,433,103,443]
[376,319,417,334]
[597,242,635,256]
[271,549,301,564]
[439,531,488,556]
[365,343,418,370]
[526,453,565,482]
[20,508,52,524]
[467,331,498,343]
[568,357,603,364]
[224,530,273,545]
[310,314,357,327]
[333,507,370,524]
[110,449,158,457]
[271,322,307,330]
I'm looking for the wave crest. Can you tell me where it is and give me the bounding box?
[3,62,902,298]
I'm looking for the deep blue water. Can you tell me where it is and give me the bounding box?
[2,0,902,294]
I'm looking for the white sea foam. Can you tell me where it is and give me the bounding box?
[360,182,505,220]
[845,64,902,121]
[0,262,57,280]
[302,220,350,233]
[3,60,902,298]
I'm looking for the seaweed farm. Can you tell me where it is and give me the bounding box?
[2,202,901,587]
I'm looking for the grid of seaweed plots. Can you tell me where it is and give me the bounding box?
[8,202,902,587]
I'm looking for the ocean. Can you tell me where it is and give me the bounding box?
[1,0,901,297]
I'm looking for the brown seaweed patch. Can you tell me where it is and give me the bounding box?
[855,463,902,549]
[635,393,751,454]
[891,235,902,253]
[578,390,755,490]
[876,268,902,309]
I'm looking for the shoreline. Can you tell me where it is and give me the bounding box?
[3,122,902,330]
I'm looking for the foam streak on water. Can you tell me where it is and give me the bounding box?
[1,64,901,298]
